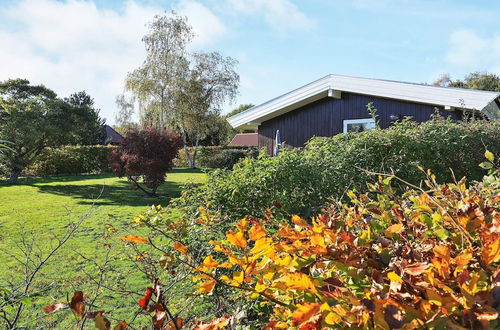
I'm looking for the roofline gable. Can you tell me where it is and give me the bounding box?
[228,74,500,128]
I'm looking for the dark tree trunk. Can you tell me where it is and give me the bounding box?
[8,169,20,184]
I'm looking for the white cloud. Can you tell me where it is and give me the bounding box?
[176,0,227,47]
[0,0,227,124]
[446,29,500,73]
[227,0,314,31]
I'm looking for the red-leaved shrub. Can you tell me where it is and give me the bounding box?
[109,128,183,196]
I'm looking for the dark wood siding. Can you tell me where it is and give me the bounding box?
[258,92,462,153]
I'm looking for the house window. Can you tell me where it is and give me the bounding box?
[343,118,376,133]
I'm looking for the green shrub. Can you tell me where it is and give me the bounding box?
[173,146,258,169]
[23,145,114,176]
[172,118,500,220]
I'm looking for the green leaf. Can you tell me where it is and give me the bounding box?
[20,297,32,306]
[433,228,450,240]
[479,162,493,170]
[485,150,494,162]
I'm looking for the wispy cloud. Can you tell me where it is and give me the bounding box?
[227,0,314,31]
[0,0,227,123]
[446,29,500,73]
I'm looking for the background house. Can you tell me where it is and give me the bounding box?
[227,74,500,154]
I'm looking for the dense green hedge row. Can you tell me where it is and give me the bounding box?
[23,145,114,176]
[173,146,259,169]
[172,118,500,220]
[19,145,259,177]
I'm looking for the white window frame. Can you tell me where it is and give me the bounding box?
[343,118,376,133]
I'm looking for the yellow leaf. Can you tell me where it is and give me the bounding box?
[248,223,266,241]
[250,238,272,255]
[232,271,244,285]
[198,279,216,293]
[387,272,402,282]
[255,281,267,293]
[310,234,326,248]
[202,255,219,269]
[292,303,320,326]
[324,311,341,325]
[173,241,188,255]
[118,235,148,244]
[384,223,403,236]
[94,313,111,330]
[226,231,247,249]
[481,239,500,265]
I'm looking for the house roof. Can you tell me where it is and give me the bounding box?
[227,74,500,128]
[103,125,123,144]
[228,133,258,147]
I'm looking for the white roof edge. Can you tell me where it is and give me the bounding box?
[227,74,500,128]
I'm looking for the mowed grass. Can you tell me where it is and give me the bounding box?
[0,168,206,327]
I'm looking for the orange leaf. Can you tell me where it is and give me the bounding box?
[193,315,231,329]
[236,218,248,232]
[249,223,266,241]
[198,279,216,293]
[291,215,309,227]
[118,235,148,244]
[113,321,127,330]
[384,223,403,236]
[173,241,188,255]
[292,303,320,326]
[282,273,317,294]
[226,231,247,249]
[433,245,450,261]
[481,239,500,265]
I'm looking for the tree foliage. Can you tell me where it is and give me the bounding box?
[433,71,500,92]
[120,12,239,168]
[109,128,183,196]
[0,79,104,184]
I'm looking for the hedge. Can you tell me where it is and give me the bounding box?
[23,145,114,177]
[173,146,259,169]
[172,118,500,220]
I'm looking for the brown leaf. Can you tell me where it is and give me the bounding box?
[149,302,167,329]
[113,321,127,330]
[70,291,85,318]
[95,312,111,330]
[402,262,429,276]
[43,302,68,314]
[384,305,405,329]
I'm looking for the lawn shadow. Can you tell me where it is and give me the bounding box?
[29,169,204,207]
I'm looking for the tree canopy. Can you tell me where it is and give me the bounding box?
[118,11,239,167]
[0,79,104,183]
[433,71,500,92]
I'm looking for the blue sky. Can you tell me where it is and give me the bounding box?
[0,0,499,123]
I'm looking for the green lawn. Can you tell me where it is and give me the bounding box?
[0,169,206,327]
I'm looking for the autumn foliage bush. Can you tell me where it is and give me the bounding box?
[109,128,183,196]
[180,155,499,329]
